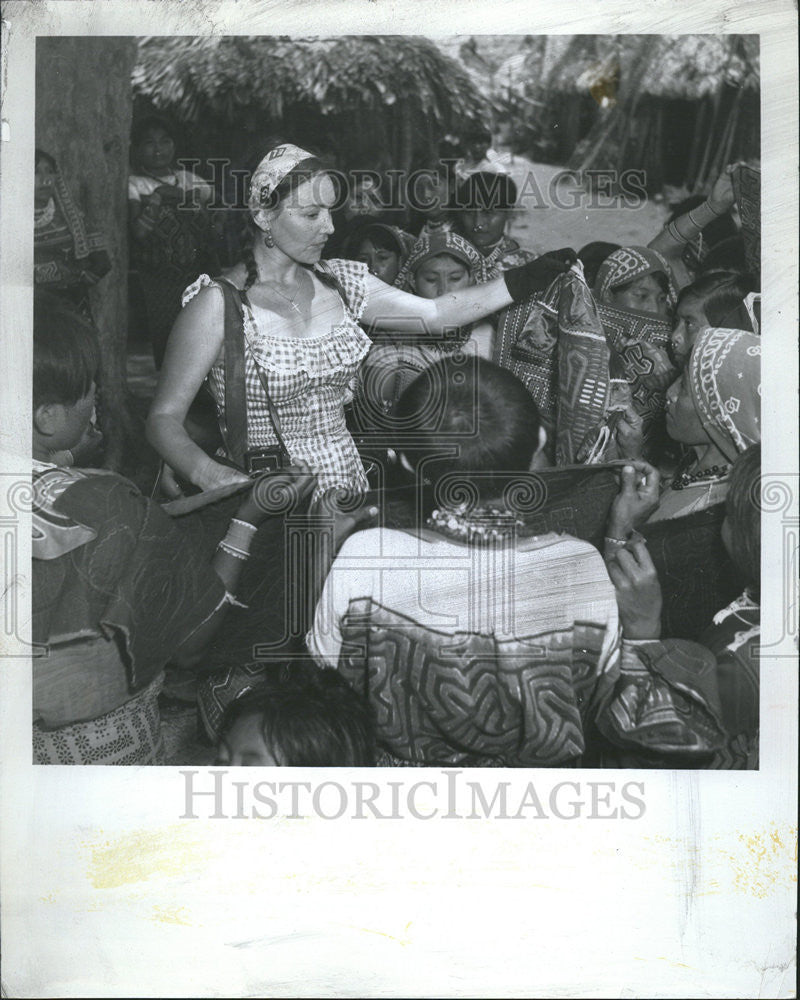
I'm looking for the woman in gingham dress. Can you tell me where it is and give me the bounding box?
[147,143,568,500]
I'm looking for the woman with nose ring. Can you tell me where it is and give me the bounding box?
[147,143,572,499]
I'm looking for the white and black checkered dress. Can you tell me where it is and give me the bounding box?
[182,259,372,496]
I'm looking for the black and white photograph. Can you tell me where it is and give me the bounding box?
[1,1,797,996]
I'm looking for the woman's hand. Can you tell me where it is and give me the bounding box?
[607,461,661,538]
[614,403,645,460]
[191,455,251,493]
[708,166,736,216]
[236,463,317,526]
[606,540,663,640]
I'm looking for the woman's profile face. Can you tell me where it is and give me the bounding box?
[414,254,471,298]
[664,366,707,445]
[610,273,669,318]
[265,173,337,264]
[136,127,175,174]
[356,237,400,285]
[671,294,709,367]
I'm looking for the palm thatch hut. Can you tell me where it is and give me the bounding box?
[132,35,491,175]
[530,34,759,192]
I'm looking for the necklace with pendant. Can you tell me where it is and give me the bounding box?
[268,282,303,315]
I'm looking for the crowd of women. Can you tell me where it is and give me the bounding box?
[32,119,762,769]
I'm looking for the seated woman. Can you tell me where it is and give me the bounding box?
[359,231,499,415]
[31,296,314,765]
[450,171,537,271]
[593,245,679,461]
[309,357,622,766]
[670,270,758,369]
[604,325,760,540]
[34,149,110,318]
[601,444,761,768]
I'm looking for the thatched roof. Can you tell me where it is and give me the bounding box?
[133,35,489,133]
[541,34,759,101]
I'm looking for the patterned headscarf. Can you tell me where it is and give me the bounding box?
[395,230,498,290]
[594,246,678,312]
[248,143,318,212]
[689,326,761,463]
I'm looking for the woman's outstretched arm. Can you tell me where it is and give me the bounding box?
[360,254,572,336]
[146,286,250,492]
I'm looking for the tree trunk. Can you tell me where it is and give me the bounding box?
[35,37,137,471]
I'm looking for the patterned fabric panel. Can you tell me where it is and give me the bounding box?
[602,640,725,756]
[337,597,615,767]
[33,675,165,765]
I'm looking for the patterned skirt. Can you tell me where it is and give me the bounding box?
[33,674,165,765]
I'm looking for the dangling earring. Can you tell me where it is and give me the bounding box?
[263,226,274,249]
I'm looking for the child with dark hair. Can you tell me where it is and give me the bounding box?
[451,171,537,271]
[215,660,375,766]
[32,296,315,765]
[670,270,759,368]
[309,356,621,767]
[128,115,219,367]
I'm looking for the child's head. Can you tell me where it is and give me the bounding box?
[131,116,177,174]
[352,223,411,285]
[671,271,757,367]
[452,172,517,251]
[216,661,375,766]
[393,355,545,504]
[33,295,99,456]
[34,149,57,206]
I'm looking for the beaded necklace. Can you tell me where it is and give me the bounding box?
[671,461,730,491]
[426,505,524,543]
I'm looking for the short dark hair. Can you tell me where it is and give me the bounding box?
[578,241,622,287]
[393,356,542,503]
[33,294,99,410]
[699,236,750,277]
[453,171,517,211]
[677,271,757,331]
[35,148,57,172]
[218,660,375,766]
[131,115,176,149]
[726,443,761,592]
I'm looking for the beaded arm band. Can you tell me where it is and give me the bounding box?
[665,198,725,244]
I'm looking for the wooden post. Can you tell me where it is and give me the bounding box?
[35,37,138,470]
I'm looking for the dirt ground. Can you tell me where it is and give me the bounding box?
[130,160,668,763]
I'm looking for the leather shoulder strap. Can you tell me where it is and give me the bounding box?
[217,278,248,468]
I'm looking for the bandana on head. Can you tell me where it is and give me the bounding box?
[689,326,761,464]
[394,230,498,290]
[594,245,678,311]
[248,144,317,212]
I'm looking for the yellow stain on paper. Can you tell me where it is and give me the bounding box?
[83,825,209,890]
[152,904,192,926]
[721,824,798,899]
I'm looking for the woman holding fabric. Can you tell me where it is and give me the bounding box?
[604,325,761,542]
[146,143,570,500]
